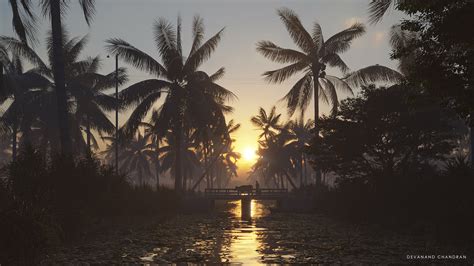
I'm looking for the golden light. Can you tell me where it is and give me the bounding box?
[242,147,257,162]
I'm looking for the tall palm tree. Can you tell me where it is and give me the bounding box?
[250,106,282,141]
[106,15,235,192]
[257,8,402,183]
[40,0,97,155]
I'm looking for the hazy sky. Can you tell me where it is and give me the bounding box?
[1,0,405,175]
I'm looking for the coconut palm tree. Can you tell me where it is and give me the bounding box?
[40,0,97,155]
[106,15,235,192]
[257,8,402,184]
[117,132,154,185]
[159,130,201,191]
[286,118,314,187]
[250,106,282,142]
[257,8,402,122]
[253,133,297,190]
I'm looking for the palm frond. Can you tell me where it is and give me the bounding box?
[119,79,170,106]
[323,23,366,55]
[280,73,312,116]
[256,40,309,64]
[122,91,162,137]
[321,53,349,74]
[105,38,167,77]
[78,0,96,26]
[0,36,47,70]
[319,78,338,115]
[344,64,403,88]
[312,22,323,52]
[263,61,308,84]
[325,75,353,95]
[190,15,204,55]
[9,0,38,45]
[184,28,224,74]
[209,67,225,82]
[368,0,396,25]
[276,7,314,53]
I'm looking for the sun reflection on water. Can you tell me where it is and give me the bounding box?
[222,200,273,265]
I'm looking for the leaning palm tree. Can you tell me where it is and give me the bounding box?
[106,15,235,191]
[250,106,282,142]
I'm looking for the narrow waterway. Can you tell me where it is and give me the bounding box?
[44,200,474,264]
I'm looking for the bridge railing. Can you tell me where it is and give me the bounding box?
[204,188,288,197]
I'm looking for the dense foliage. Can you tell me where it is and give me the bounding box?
[0,146,177,263]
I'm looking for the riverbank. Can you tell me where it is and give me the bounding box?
[39,201,474,264]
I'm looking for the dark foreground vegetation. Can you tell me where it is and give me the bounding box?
[0,147,177,264]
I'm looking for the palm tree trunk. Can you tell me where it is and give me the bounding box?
[155,140,160,190]
[302,154,307,186]
[299,154,304,188]
[470,123,474,167]
[174,125,183,192]
[86,115,91,153]
[312,65,322,185]
[50,0,72,155]
[11,120,17,161]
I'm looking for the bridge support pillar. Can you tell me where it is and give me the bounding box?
[241,197,251,220]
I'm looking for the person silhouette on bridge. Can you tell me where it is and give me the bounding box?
[256,180,260,195]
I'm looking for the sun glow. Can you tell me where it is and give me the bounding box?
[242,147,257,162]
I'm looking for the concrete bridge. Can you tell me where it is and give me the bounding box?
[204,188,288,219]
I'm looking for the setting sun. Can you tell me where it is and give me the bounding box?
[242,147,257,162]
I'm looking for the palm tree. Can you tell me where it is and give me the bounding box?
[286,118,314,187]
[257,8,402,183]
[0,45,50,160]
[141,110,164,189]
[257,8,402,122]
[106,15,235,192]
[0,33,127,155]
[159,130,201,191]
[116,132,154,185]
[253,133,297,190]
[40,0,97,155]
[250,106,282,141]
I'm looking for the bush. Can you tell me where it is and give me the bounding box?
[0,146,178,263]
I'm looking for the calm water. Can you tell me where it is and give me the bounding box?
[45,200,474,264]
